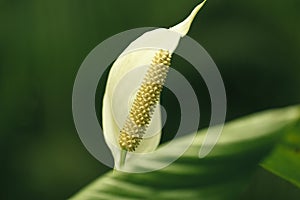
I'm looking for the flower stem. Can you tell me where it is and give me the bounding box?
[119,149,127,168]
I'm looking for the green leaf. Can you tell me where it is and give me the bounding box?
[261,115,300,188]
[70,105,300,200]
[240,167,300,200]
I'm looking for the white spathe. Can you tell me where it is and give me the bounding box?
[102,1,207,167]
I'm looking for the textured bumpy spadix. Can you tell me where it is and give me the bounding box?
[119,50,171,151]
[102,1,207,167]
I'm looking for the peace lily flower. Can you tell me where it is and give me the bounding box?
[102,0,207,168]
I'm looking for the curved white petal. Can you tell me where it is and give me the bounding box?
[170,0,207,36]
[102,2,207,167]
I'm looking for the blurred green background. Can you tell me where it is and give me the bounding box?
[0,0,299,199]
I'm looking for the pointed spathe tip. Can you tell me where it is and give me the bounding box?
[169,0,207,36]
